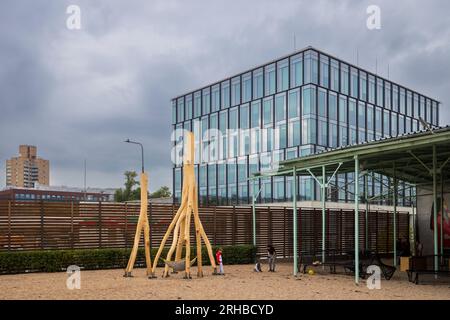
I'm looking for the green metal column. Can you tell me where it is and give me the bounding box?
[292,167,298,276]
[354,155,360,284]
[322,165,326,263]
[252,179,256,248]
[440,172,444,255]
[365,175,369,251]
[432,145,438,273]
[393,164,397,267]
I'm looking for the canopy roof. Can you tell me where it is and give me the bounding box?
[252,126,450,185]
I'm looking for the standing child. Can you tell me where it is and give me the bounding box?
[267,245,277,272]
[216,248,224,275]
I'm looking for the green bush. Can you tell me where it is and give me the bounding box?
[0,245,255,274]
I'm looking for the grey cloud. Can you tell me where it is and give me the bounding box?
[1,0,449,191]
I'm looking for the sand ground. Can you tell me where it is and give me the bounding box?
[0,263,449,300]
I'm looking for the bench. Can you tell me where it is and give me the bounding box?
[300,250,355,275]
[343,252,396,280]
[406,255,450,284]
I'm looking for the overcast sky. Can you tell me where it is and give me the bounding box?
[0,0,449,192]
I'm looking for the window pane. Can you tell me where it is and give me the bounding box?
[350,67,358,98]
[265,64,276,95]
[186,94,193,119]
[360,72,367,101]
[329,92,337,121]
[251,100,260,128]
[172,100,177,124]
[349,99,357,126]
[240,104,249,129]
[275,93,286,122]
[302,118,316,144]
[368,75,375,104]
[253,68,263,99]
[212,84,220,112]
[341,64,349,95]
[383,110,390,136]
[242,73,252,103]
[221,80,230,109]
[339,95,347,124]
[263,98,273,125]
[289,120,300,146]
[392,85,399,112]
[320,55,329,88]
[330,59,339,91]
[277,59,289,92]
[385,82,391,110]
[202,88,210,115]
[288,89,299,119]
[290,54,303,88]
[302,86,316,116]
[304,50,318,84]
[194,91,201,117]
[358,102,366,130]
[367,104,374,132]
[377,78,383,107]
[318,89,327,117]
[231,77,240,106]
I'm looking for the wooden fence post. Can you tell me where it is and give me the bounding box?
[386,210,390,253]
[213,206,217,246]
[125,202,128,249]
[7,200,11,251]
[149,202,153,251]
[71,201,74,249]
[99,201,102,248]
[375,210,379,252]
[298,207,302,256]
[283,207,286,258]
[40,201,44,249]
[268,206,272,245]
[326,208,330,252]
[232,206,236,246]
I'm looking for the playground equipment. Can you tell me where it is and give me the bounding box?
[123,172,152,277]
[150,131,216,279]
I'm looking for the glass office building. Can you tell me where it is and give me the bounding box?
[171,46,440,206]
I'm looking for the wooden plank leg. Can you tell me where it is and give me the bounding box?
[199,221,217,272]
[163,212,184,277]
[143,218,152,276]
[124,217,143,276]
[184,204,193,279]
[173,218,186,274]
[194,208,203,277]
[150,200,187,277]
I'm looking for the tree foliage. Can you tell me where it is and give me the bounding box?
[114,171,171,202]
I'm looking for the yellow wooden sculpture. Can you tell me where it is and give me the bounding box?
[123,172,152,277]
[150,131,217,279]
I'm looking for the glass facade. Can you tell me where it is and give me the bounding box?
[172,47,440,206]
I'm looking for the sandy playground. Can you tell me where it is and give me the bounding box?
[1,262,449,300]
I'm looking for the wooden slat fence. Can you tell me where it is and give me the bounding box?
[0,201,409,257]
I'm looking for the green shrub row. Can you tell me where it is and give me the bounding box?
[0,245,256,274]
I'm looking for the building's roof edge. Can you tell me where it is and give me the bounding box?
[171,45,440,104]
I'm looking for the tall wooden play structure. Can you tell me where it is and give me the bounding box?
[150,131,217,279]
[123,171,152,277]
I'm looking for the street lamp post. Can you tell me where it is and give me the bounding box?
[123,138,152,277]
[125,139,144,173]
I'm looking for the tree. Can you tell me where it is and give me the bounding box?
[114,171,142,202]
[150,186,172,198]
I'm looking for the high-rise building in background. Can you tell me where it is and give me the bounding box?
[171,46,440,206]
[6,145,49,188]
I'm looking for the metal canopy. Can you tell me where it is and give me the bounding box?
[250,126,450,284]
[254,126,450,184]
